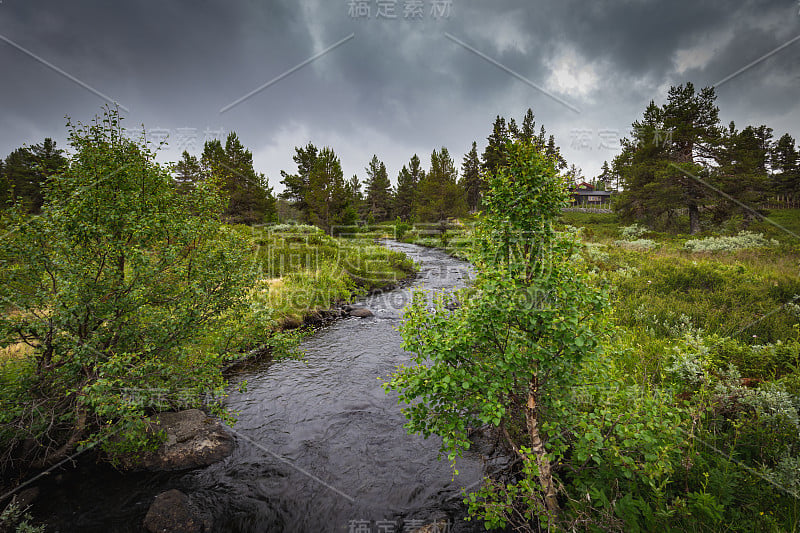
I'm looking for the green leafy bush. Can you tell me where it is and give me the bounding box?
[0,108,252,471]
[386,141,607,528]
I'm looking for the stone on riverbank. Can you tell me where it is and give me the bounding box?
[347,307,374,318]
[123,409,233,471]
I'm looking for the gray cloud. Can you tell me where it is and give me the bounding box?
[1,0,798,189]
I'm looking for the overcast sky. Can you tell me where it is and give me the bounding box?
[1,0,799,191]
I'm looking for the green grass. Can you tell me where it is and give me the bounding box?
[558,210,623,240]
[231,224,417,331]
[750,208,800,245]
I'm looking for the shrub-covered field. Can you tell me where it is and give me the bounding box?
[394,209,800,530]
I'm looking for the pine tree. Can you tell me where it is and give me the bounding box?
[520,108,537,143]
[596,161,612,191]
[662,83,722,233]
[0,160,6,207]
[341,174,363,225]
[394,154,424,221]
[174,150,203,194]
[365,155,393,222]
[771,133,799,199]
[460,141,483,212]
[508,118,520,140]
[279,143,318,218]
[416,147,467,221]
[394,167,414,221]
[713,123,772,221]
[565,164,583,186]
[482,116,510,176]
[545,135,567,170]
[307,147,347,231]
[615,83,724,233]
[2,138,66,213]
[201,133,275,224]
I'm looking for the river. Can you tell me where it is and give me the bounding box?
[35,241,494,532]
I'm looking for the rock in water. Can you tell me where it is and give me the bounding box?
[124,409,233,471]
[143,489,212,533]
[348,307,374,318]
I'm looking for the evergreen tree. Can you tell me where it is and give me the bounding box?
[565,164,584,185]
[174,150,203,194]
[416,147,467,221]
[545,135,567,169]
[279,143,318,218]
[2,138,66,213]
[482,116,510,176]
[713,123,772,221]
[307,147,347,231]
[614,101,683,228]
[520,108,537,143]
[393,154,424,221]
[201,133,276,224]
[662,83,722,233]
[537,125,547,149]
[508,118,520,140]
[460,141,483,211]
[615,83,723,233]
[0,160,6,207]
[771,133,799,198]
[395,166,415,221]
[596,161,612,190]
[340,174,363,225]
[365,155,392,222]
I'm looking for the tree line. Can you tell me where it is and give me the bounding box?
[276,108,566,230]
[0,107,564,231]
[0,108,567,231]
[5,89,796,235]
[607,82,800,233]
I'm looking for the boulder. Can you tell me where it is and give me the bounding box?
[125,409,233,471]
[348,307,374,318]
[143,489,212,533]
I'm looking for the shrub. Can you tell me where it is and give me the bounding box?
[614,238,656,251]
[265,223,323,234]
[620,223,649,239]
[684,231,778,253]
[0,108,251,472]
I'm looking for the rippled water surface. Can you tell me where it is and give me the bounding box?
[37,242,491,532]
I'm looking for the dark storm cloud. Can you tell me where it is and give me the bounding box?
[1,0,798,186]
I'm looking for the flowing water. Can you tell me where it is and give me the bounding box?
[35,242,498,532]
